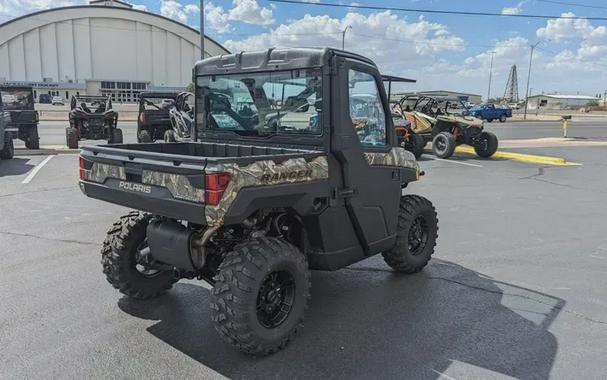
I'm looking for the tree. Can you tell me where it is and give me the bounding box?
[586,100,599,107]
[185,82,195,93]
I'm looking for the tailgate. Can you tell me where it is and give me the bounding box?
[78,145,208,223]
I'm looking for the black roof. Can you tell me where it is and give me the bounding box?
[139,91,181,99]
[381,75,416,83]
[194,47,376,76]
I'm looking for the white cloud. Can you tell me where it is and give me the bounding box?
[203,0,274,33]
[0,0,83,18]
[160,0,199,25]
[536,12,593,41]
[501,7,520,15]
[224,11,464,64]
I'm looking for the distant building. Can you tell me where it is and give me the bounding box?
[391,90,482,105]
[526,94,600,110]
[0,1,229,102]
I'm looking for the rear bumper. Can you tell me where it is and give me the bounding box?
[79,180,205,224]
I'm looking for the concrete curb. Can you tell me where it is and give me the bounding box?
[15,147,80,156]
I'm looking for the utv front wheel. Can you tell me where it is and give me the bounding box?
[405,133,425,159]
[109,128,123,144]
[432,132,456,158]
[25,128,40,149]
[0,134,14,159]
[66,127,79,149]
[383,195,438,273]
[138,130,152,143]
[101,211,177,299]
[210,237,311,355]
[474,131,498,158]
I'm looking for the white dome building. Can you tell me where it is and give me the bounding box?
[0,0,229,102]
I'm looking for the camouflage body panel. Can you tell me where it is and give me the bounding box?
[364,147,420,172]
[205,156,329,227]
[83,162,126,183]
[141,170,205,203]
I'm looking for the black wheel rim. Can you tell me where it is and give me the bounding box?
[408,215,429,256]
[134,240,161,278]
[435,136,447,153]
[256,271,296,328]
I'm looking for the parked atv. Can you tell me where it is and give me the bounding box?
[137,92,181,142]
[164,92,194,142]
[0,86,40,149]
[396,95,498,159]
[79,47,439,356]
[0,94,14,159]
[66,95,122,149]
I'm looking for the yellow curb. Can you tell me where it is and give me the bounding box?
[455,146,581,166]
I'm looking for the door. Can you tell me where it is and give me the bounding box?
[330,57,403,254]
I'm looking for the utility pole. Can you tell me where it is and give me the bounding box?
[523,41,541,120]
[200,0,205,59]
[342,25,351,50]
[487,51,495,102]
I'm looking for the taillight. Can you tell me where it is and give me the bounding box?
[204,173,230,206]
[79,155,91,180]
[139,113,145,123]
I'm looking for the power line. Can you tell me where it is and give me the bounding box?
[535,0,607,10]
[267,0,607,21]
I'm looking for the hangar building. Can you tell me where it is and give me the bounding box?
[0,0,229,102]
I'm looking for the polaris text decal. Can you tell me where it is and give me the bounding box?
[118,181,152,194]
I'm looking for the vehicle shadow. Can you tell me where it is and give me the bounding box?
[0,157,35,177]
[118,259,563,380]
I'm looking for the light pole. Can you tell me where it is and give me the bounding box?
[200,0,205,59]
[487,51,495,103]
[342,25,351,50]
[523,41,541,120]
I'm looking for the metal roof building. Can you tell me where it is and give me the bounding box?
[0,1,229,102]
[526,94,600,109]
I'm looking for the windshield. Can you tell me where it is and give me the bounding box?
[196,69,322,137]
[1,88,34,110]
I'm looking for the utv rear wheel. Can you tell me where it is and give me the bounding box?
[0,134,14,159]
[383,195,438,273]
[25,128,40,149]
[210,237,311,356]
[109,128,123,144]
[164,130,176,142]
[66,127,79,149]
[432,132,456,159]
[101,211,177,300]
[405,133,425,159]
[474,131,498,158]
[138,130,152,143]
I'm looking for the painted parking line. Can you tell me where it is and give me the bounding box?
[425,155,484,168]
[22,155,54,184]
[455,146,581,166]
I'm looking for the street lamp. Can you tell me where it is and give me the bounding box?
[487,51,495,102]
[200,0,205,59]
[342,25,352,50]
[523,41,541,120]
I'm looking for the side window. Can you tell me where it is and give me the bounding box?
[348,69,387,146]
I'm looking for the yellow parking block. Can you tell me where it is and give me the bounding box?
[455,146,581,166]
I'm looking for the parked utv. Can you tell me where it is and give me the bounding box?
[67,95,122,149]
[137,92,181,142]
[79,48,438,356]
[0,92,14,159]
[396,95,498,159]
[165,92,195,142]
[0,86,40,149]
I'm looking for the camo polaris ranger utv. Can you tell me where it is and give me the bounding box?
[78,48,439,355]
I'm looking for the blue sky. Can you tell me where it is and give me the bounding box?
[3,0,607,98]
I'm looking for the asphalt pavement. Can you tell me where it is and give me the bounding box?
[1,141,607,379]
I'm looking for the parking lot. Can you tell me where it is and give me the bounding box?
[1,121,606,379]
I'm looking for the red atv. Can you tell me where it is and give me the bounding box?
[66,95,122,149]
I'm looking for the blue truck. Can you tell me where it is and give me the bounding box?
[469,103,512,122]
